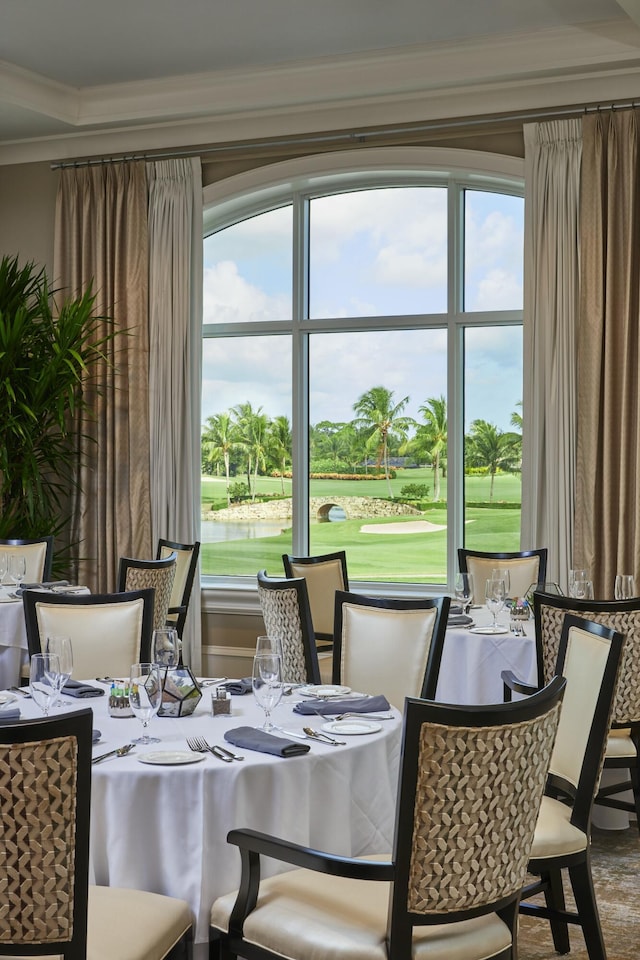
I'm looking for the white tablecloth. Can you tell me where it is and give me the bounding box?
[14,684,402,952]
[0,597,27,689]
[436,609,537,705]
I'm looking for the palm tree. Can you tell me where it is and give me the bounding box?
[201,412,239,506]
[466,419,520,502]
[232,401,269,500]
[415,395,447,501]
[511,401,523,433]
[352,386,416,497]
[269,415,292,494]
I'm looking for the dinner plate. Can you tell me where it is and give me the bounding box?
[298,684,351,698]
[469,626,509,636]
[0,594,19,603]
[137,751,205,765]
[322,719,382,736]
[0,692,17,706]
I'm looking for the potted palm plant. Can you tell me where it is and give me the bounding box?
[0,254,114,567]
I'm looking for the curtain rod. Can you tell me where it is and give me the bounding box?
[50,98,640,170]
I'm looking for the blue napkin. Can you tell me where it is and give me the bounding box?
[92,729,101,743]
[62,679,105,698]
[223,677,253,695]
[224,726,310,757]
[293,694,391,716]
[0,708,21,724]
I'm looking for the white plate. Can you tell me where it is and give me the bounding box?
[137,751,205,765]
[0,692,17,706]
[0,594,19,603]
[298,684,351,698]
[322,719,382,736]
[469,626,509,636]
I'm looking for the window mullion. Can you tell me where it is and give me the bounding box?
[291,192,309,556]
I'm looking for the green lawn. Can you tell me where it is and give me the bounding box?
[200,469,522,581]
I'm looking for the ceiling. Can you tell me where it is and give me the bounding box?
[2,0,640,164]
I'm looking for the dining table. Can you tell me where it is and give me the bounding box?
[5,679,403,958]
[0,592,28,690]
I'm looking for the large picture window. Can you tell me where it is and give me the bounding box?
[202,158,523,591]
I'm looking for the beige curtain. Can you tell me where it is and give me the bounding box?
[521,120,582,591]
[54,162,152,592]
[147,158,203,670]
[575,110,640,599]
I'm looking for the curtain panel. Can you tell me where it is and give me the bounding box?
[575,109,640,598]
[521,119,582,590]
[54,162,152,592]
[146,158,203,670]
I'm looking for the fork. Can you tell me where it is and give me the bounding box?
[324,711,394,721]
[187,736,243,762]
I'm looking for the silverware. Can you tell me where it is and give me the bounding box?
[198,677,228,687]
[186,735,241,761]
[302,726,346,746]
[271,725,308,741]
[92,744,134,764]
[9,686,31,698]
[324,711,394,721]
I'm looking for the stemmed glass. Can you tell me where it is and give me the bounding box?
[252,653,283,732]
[256,635,283,658]
[491,567,511,597]
[0,552,7,589]
[46,635,73,705]
[573,579,594,600]
[615,574,636,600]
[485,577,507,633]
[29,652,60,716]
[569,568,589,597]
[454,573,474,614]
[152,627,180,667]
[129,662,162,744]
[9,554,26,591]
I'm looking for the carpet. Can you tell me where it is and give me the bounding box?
[519,825,640,959]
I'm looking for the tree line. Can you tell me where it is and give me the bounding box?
[201,387,522,505]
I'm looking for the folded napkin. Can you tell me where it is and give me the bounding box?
[449,603,463,615]
[62,679,105,698]
[447,614,474,627]
[294,694,391,716]
[223,677,253,696]
[0,708,21,724]
[224,725,310,757]
[92,729,102,743]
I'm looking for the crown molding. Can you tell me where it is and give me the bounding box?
[2,19,640,165]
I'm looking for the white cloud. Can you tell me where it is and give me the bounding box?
[203,261,289,324]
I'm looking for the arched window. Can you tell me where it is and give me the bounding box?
[202,149,523,592]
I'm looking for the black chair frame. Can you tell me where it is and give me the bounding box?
[156,539,201,638]
[458,547,548,589]
[0,534,54,581]
[282,550,349,649]
[257,570,321,685]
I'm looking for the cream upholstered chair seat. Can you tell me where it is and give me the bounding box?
[210,679,566,960]
[22,589,154,678]
[211,867,514,960]
[333,592,449,710]
[531,796,589,858]
[457,548,547,600]
[87,886,192,960]
[606,729,635,757]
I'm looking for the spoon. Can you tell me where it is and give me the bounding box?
[302,727,346,746]
[92,744,135,764]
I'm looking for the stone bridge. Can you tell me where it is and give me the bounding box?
[204,496,422,522]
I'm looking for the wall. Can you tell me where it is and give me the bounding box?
[0,162,58,274]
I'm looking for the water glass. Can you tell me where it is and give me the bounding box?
[256,635,283,658]
[614,574,636,600]
[252,653,283,731]
[454,573,474,613]
[45,635,73,705]
[9,554,26,589]
[569,568,589,597]
[485,577,506,633]
[152,627,180,667]
[129,662,162,744]
[573,579,594,601]
[29,652,60,716]
[0,552,7,586]
[491,567,511,596]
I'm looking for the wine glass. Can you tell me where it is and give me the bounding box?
[0,552,7,588]
[252,653,283,731]
[491,567,511,597]
[485,577,506,633]
[256,635,283,658]
[454,573,474,614]
[129,662,162,744]
[569,568,590,597]
[573,579,594,601]
[46,635,73,705]
[614,574,636,600]
[152,627,180,667]
[9,554,26,591]
[29,652,60,716]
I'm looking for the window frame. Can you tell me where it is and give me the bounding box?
[202,147,524,609]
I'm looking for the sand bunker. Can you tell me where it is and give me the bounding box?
[360,520,446,535]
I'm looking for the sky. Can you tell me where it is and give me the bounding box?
[202,186,523,433]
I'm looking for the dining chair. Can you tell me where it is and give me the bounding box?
[22,588,154,679]
[209,676,566,960]
[503,611,624,960]
[282,550,348,650]
[532,590,640,833]
[257,570,321,685]
[156,538,200,638]
[117,552,177,633]
[458,547,548,599]
[0,707,193,960]
[0,534,54,583]
[332,591,449,710]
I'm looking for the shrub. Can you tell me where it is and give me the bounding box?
[400,483,430,499]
